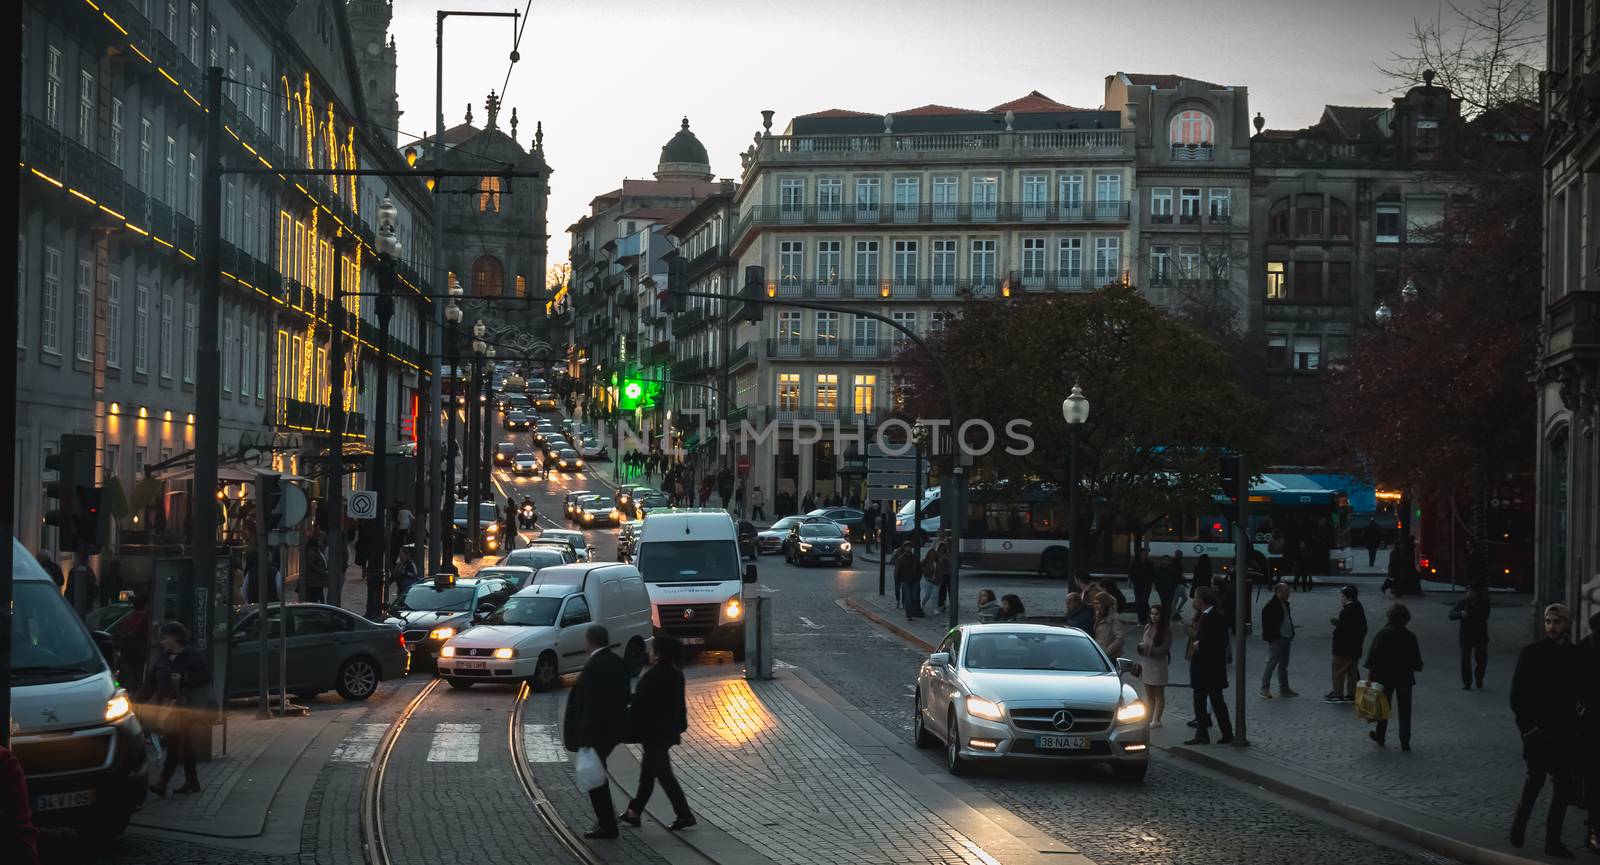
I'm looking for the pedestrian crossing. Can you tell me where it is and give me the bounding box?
[329,723,389,765]
[426,723,482,763]
[522,723,568,763]
[329,720,573,765]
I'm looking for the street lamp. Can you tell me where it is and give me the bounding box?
[911,422,931,552]
[479,345,496,504]
[366,195,402,619]
[1062,383,1091,587]
[1374,302,1393,327]
[1401,278,1418,303]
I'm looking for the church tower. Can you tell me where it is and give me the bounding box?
[347,0,401,144]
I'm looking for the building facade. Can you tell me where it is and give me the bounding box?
[1535,0,1600,629]
[17,0,433,555]
[724,92,1137,505]
[663,185,738,469]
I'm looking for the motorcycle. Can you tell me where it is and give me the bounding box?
[519,499,537,529]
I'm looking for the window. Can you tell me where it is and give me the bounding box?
[207,23,217,73]
[932,175,958,220]
[1414,118,1439,149]
[1325,336,1349,365]
[893,177,920,219]
[852,315,877,346]
[1150,188,1173,223]
[1179,188,1201,222]
[74,259,92,361]
[1021,237,1046,286]
[1376,201,1402,243]
[815,312,838,350]
[240,313,252,397]
[854,177,881,220]
[107,99,125,168]
[853,240,879,290]
[852,374,876,415]
[164,137,177,205]
[780,178,804,217]
[776,311,801,345]
[187,152,199,216]
[1295,194,1323,238]
[1328,198,1351,238]
[930,311,954,332]
[159,294,174,380]
[77,71,95,147]
[778,240,804,289]
[45,47,60,128]
[221,307,233,391]
[1021,175,1049,217]
[166,0,178,35]
[256,324,267,396]
[1094,173,1121,206]
[471,256,503,297]
[777,373,800,411]
[1170,110,1214,148]
[891,311,916,346]
[1266,261,1286,300]
[971,176,998,219]
[1178,245,1201,279]
[1292,261,1323,300]
[1327,261,1352,299]
[815,240,840,285]
[931,240,956,290]
[815,373,838,413]
[1269,197,1291,238]
[892,240,918,286]
[243,61,254,121]
[184,301,197,383]
[226,42,238,102]
[134,283,149,372]
[1406,197,1445,239]
[817,178,842,215]
[1208,189,1231,222]
[1150,246,1171,285]
[1293,336,1320,371]
[139,120,152,191]
[15,235,23,347]
[1266,334,1288,369]
[969,239,996,290]
[243,192,254,256]
[188,3,200,59]
[1059,173,1084,215]
[1059,237,1083,281]
[478,176,501,212]
[42,246,60,354]
[1093,236,1120,281]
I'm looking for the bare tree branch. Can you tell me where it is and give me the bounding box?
[1374,0,1543,115]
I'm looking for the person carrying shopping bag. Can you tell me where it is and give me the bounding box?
[618,637,696,832]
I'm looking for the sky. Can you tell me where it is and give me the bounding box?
[386,0,1466,265]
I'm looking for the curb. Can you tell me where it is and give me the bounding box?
[843,595,938,652]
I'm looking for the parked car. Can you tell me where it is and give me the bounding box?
[913,623,1149,781]
[786,521,854,567]
[226,603,410,702]
[384,574,517,662]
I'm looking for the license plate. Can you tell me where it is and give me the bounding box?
[1036,735,1089,751]
[457,660,487,669]
[35,790,94,812]
[681,637,705,646]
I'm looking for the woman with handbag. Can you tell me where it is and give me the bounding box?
[1363,603,1423,751]
[618,637,695,831]
[136,622,211,796]
[1136,603,1172,727]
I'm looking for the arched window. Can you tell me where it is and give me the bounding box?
[1169,110,1214,155]
[478,176,501,213]
[1268,197,1291,238]
[514,274,527,297]
[1329,198,1352,239]
[471,255,503,297]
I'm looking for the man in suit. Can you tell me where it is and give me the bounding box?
[563,625,631,839]
[1184,588,1234,745]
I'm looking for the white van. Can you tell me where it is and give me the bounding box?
[9,539,148,834]
[632,510,756,660]
[437,562,654,691]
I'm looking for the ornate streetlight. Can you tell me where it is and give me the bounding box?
[366,196,402,618]
[1062,383,1091,585]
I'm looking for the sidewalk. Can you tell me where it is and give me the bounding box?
[846,584,1559,865]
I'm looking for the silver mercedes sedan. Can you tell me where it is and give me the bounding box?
[913,623,1150,781]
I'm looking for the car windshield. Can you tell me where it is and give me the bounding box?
[485,595,563,626]
[636,540,741,584]
[398,584,476,612]
[13,579,104,684]
[800,523,843,538]
[963,632,1109,672]
[505,549,566,569]
[559,449,578,457]
[516,453,535,461]
[768,517,803,531]
[454,502,499,522]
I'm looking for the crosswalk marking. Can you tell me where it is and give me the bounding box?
[523,723,569,763]
[798,616,822,629]
[427,723,481,763]
[330,723,389,764]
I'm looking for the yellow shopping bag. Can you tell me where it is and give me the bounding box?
[1354,680,1391,722]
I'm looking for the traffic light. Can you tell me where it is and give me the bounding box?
[44,434,96,552]
[740,265,766,324]
[257,471,286,535]
[74,486,103,552]
[1218,453,1242,504]
[662,253,687,314]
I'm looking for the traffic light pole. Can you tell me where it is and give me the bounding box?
[367,259,395,620]
[326,237,347,608]
[194,66,224,621]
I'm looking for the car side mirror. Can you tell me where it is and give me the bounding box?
[92,630,116,665]
[927,652,951,667]
[1116,657,1135,675]
[743,563,758,584]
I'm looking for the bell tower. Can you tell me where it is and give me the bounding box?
[348,0,401,144]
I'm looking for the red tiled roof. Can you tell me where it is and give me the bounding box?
[895,103,982,116]
[989,90,1082,113]
[1123,73,1224,91]
[411,122,479,147]
[794,108,878,119]
[1319,105,1385,138]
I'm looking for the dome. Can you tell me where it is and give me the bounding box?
[655,117,712,181]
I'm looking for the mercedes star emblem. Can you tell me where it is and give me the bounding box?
[1051,709,1075,731]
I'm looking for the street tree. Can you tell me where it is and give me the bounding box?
[1375,0,1543,115]
[899,283,1266,557]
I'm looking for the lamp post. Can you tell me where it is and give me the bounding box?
[442,293,463,571]
[467,323,487,557]
[911,421,930,552]
[480,345,495,503]
[1062,384,1091,586]
[366,196,401,620]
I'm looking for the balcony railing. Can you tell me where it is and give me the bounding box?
[766,272,1113,300]
[765,338,903,360]
[671,307,708,336]
[727,342,753,370]
[1171,143,1214,161]
[758,128,1132,163]
[672,355,711,379]
[741,200,1130,236]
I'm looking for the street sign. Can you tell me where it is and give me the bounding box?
[737,455,751,477]
[347,489,377,519]
[866,471,916,487]
[867,457,915,472]
[866,485,913,501]
[282,483,308,528]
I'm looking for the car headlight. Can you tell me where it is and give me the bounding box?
[492,648,516,660]
[576,459,584,467]
[798,542,812,551]
[724,598,743,620]
[965,696,1004,722]
[583,513,594,522]
[105,691,132,722]
[440,646,456,658]
[486,523,499,534]
[430,627,457,641]
[840,542,852,552]
[1116,701,1148,724]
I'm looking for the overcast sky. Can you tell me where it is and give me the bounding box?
[387,0,1466,264]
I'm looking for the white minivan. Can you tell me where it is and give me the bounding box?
[9,539,148,834]
[632,510,757,661]
[437,562,654,691]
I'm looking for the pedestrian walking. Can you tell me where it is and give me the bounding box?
[1191,554,1212,600]
[1364,520,1382,568]
[1577,610,1600,855]
[1364,602,1423,750]
[392,547,420,599]
[1092,592,1125,657]
[751,486,767,522]
[919,547,942,614]
[138,622,211,797]
[1131,553,1155,625]
[893,542,924,619]
[302,532,329,604]
[1259,582,1299,698]
[393,505,414,553]
[619,637,696,832]
[1183,588,1234,745]
[1508,603,1581,856]
[1451,583,1491,689]
[1325,585,1368,702]
[1064,591,1095,632]
[801,491,815,513]
[1292,537,1314,592]
[997,595,1026,622]
[976,589,1001,623]
[935,542,952,614]
[1097,577,1128,614]
[862,501,881,552]
[1136,603,1173,727]
[563,625,631,840]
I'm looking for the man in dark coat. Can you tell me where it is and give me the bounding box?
[1183,588,1234,745]
[1451,583,1491,689]
[893,542,924,619]
[563,625,631,839]
[1508,603,1581,857]
[1325,585,1367,702]
[1153,555,1182,612]
[1364,520,1382,567]
[1130,553,1155,626]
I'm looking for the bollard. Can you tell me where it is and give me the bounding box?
[743,595,774,680]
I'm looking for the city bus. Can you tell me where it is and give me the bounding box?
[896,484,1073,578]
[1143,473,1351,578]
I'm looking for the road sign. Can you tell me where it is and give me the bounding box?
[347,489,377,519]
[737,455,751,477]
[867,457,915,472]
[282,483,308,528]
[866,485,913,501]
[866,471,916,487]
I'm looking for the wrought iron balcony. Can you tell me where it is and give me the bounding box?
[754,128,1133,165]
[765,338,902,360]
[671,307,709,336]
[736,200,1130,240]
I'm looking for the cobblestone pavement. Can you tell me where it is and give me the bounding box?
[37,829,297,865]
